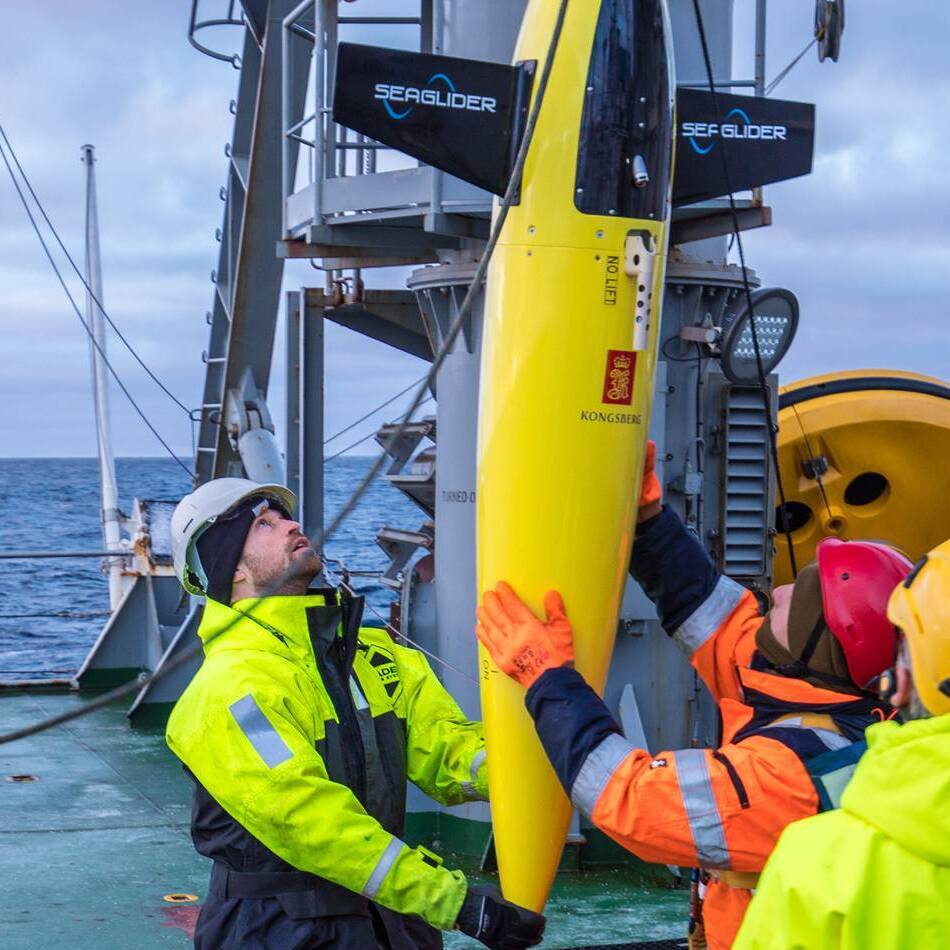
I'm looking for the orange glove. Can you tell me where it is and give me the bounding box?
[638,439,662,520]
[476,582,575,690]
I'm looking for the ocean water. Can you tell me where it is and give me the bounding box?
[0,457,425,680]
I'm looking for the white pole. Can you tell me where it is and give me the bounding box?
[81,145,124,610]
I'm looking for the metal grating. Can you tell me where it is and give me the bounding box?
[721,385,772,579]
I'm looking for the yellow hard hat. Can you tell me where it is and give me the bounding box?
[887,539,950,716]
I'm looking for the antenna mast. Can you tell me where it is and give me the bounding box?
[81,144,124,609]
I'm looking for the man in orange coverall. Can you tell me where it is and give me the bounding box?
[477,444,912,950]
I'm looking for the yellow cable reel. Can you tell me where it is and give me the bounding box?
[774,370,950,584]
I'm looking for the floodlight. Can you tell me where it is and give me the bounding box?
[720,287,799,383]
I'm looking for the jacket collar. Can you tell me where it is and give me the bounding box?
[198,589,340,662]
[735,655,893,744]
[739,660,863,709]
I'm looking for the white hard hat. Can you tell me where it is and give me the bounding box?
[170,478,297,595]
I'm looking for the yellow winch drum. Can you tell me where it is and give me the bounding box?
[774,370,950,584]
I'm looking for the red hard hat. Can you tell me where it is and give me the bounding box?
[816,537,914,689]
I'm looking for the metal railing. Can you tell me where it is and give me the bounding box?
[281,0,439,238]
[189,0,246,67]
[280,0,773,239]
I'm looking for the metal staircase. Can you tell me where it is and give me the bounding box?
[373,415,437,593]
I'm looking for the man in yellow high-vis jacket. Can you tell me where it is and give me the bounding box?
[734,538,950,949]
[166,477,544,950]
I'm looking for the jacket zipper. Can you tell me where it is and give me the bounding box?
[313,606,367,804]
[336,644,367,804]
[712,750,750,809]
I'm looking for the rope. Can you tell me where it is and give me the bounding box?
[690,0,798,578]
[0,133,195,478]
[0,124,194,418]
[0,0,571,747]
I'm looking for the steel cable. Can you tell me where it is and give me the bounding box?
[321,559,477,685]
[0,671,76,676]
[0,0,571,746]
[764,24,827,97]
[0,136,195,478]
[690,0,799,578]
[789,404,834,523]
[323,376,428,445]
[0,610,112,620]
[0,124,194,418]
[324,396,433,462]
[764,37,817,96]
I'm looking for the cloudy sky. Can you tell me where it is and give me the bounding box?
[0,0,946,460]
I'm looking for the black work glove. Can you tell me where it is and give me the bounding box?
[455,884,545,949]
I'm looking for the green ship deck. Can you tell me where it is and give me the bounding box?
[0,689,688,949]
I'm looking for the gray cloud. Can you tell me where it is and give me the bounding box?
[0,0,945,462]
[734,0,949,382]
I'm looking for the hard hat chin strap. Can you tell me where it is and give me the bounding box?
[797,613,826,668]
[775,614,854,690]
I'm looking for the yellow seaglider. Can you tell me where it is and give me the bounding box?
[476,0,675,910]
[774,369,950,584]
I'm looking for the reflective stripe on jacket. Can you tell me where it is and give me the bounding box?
[165,589,486,945]
[526,507,888,950]
[734,715,950,949]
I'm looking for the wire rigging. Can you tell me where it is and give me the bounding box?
[0,124,194,418]
[690,0,799,578]
[764,24,827,97]
[0,0,571,747]
[324,396,433,463]
[324,430,377,463]
[324,375,429,445]
[0,610,112,620]
[0,135,195,478]
[765,37,817,96]
[790,404,834,522]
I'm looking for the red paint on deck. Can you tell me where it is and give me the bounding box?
[161,905,200,938]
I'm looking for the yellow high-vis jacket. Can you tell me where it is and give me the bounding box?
[734,714,950,949]
[166,589,487,949]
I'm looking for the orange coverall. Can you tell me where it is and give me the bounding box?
[526,507,889,948]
